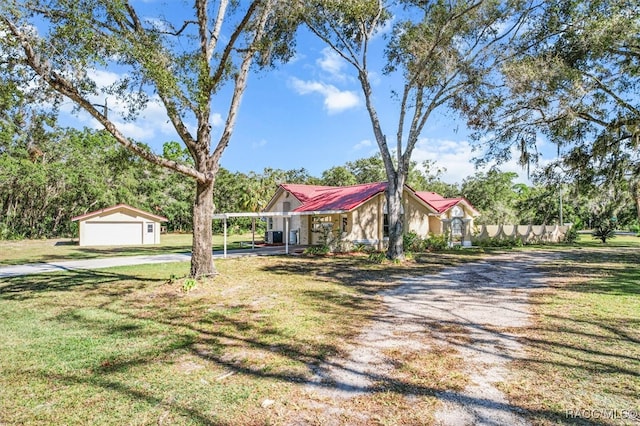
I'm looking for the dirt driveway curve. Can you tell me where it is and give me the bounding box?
[303,251,555,425]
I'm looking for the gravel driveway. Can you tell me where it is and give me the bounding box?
[305,251,554,425]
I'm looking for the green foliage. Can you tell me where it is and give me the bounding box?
[320,166,357,186]
[563,226,579,244]
[353,243,370,253]
[181,278,198,293]
[403,231,420,252]
[166,274,180,285]
[426,233,449,251]
[461,0,639,230]
[0,127,160,239]
[461,170,519,224]
[367,251,387,264]
[303,245,330,256]
[592,220,617,243]
[344,155,387,184]
[401,231,451,252]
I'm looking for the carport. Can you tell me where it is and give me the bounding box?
[212,209,344,258]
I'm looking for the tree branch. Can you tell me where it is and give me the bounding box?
[3,17,207,183]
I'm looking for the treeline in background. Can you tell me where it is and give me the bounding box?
[1,128,638,240]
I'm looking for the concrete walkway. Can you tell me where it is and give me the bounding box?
[0,246,288,278]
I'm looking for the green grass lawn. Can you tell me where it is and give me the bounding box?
[574,232,640,247]
[0,232,260,266]
[500,244,640,425]
[1,237,638,425]
[0,252,477,425]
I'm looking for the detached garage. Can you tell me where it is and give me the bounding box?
[72,204,168,247]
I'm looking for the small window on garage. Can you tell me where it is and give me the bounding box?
[147,223,154,233]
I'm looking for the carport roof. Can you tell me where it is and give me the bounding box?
[71,204,168,222]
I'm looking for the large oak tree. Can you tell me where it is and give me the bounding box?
[462,0,640,223]
[0,0,294,277]
[299,0,527,259]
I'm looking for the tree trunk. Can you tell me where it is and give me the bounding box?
[632,182,640,224]
[386,176,405,260]
[190,179,216,278]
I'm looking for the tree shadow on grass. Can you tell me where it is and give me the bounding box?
[38,371,233,426]
[0,268,162,301]
[3,250,628,424]
[257,253,473,297]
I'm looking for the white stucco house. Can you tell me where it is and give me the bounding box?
[71,204,168,246]
[263,182,479,248]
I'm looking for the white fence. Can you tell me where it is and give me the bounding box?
[471,224,572,244]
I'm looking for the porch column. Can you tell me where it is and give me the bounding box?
[285,216,289,255]
[378,196,384,251]
[462,219,472,247]
[441,218,451,247]
[251,217,255,250]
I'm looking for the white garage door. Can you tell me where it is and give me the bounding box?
[84,222,143,246]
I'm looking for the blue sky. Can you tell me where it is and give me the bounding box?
[58,1,552,185]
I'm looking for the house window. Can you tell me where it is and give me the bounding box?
[312,216,333,232]
[341,215,348,233]
[147,223,154,233]
[268,217,273,230]
[383,214,389,237]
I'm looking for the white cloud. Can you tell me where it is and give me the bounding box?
[317,48,346,80]
[86,69,122,87]
[70,91,184,146]
[290,77,360,114]
[210,112,224,128]
[372,15,394,39]
[412,138,532,185]
[352,139,373,151]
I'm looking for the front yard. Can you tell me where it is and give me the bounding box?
[0,237,638,425]
[0,252,477,425]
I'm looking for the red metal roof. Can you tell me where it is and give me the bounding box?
[71,204,168,222]
[415,192,475,214]
[280,184,337,203]
[282,182,387,212]
[276,182,478,215]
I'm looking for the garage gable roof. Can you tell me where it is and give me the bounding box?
[71,204,168,222]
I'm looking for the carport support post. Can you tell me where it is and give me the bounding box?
[285,216,289,255]
[223,216,227,259]
[251,217,255,250]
